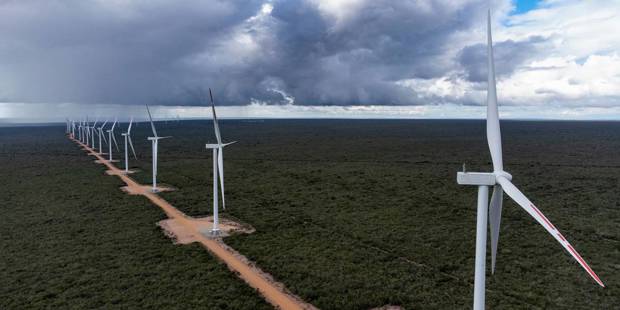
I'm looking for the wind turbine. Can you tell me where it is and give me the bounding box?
[107,119,120,161]
[457,11,604,310]
[81,120,86,143]
[90,119,98,149]
[86,117,91,147]
[146,105,171,192]
[97,120,108,154]
[121,117,138,173]
[78,121,82,142]
[205,89,236,235]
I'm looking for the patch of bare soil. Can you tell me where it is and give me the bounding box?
[120,184,175,195]
[158,216,255,244]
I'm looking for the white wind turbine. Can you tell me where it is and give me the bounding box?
[107,119,120,161]
[146,105,171,192]
[78,120,82,142]
[71,120,76,138]
[457,11,604,310]
[121,117,138,173]
[81,119,86,143]
[90,119,98,148]
[97,120,108,154]
[205,89,236,235]
[84,118,90,146]
[81,120,85,143]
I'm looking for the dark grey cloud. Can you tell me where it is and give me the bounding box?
[458,35,547,82]
[0,0,514,106]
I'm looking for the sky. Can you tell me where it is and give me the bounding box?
[0,0,619,121]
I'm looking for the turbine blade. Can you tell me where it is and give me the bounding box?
[217,148,225,209]
[489,185,503,274]
[486,10,503,172]
[146,105,158,137]
[209,88,222,144]
[112,133,119,151]
[128,136,137,160]
[128,117,133,133]
[101,129,108,144]
[496,176,604,287]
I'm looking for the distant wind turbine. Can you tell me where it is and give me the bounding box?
[71,120,76,138]
[146,105,171,192]
[121,117,138,173]
[205,89,236,235]
[107,118,120,161]
[98,120,108,154]
[457,11,604,310]
[85,117,91,146]
[90,119,98,148]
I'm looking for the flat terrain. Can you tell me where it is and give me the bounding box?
[2,120,619,309]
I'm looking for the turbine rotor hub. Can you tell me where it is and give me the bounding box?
[494,170,512,181]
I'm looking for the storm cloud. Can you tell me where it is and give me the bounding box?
[458,35,547,82]
[0,0,508,105]
[0,0,618,109]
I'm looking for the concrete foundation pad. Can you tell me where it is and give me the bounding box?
[121,184,175,195]
[158,216,254,244]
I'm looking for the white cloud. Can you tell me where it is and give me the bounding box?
[399,0,620,110]
[497,0,620,104]
[500,53,620,105]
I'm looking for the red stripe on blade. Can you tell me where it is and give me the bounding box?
[530,204,556,231]
[566,244,604,287]
[557,233,566,242]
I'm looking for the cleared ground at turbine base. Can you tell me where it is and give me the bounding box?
[1,120,619,309]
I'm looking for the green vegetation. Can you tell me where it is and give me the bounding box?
[0,127,270,309]
[2,120,619,309]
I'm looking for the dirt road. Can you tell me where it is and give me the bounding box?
[72,137,316,310]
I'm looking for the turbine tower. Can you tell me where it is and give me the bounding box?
[457,11,604,310]
[86,117,91,147]
[71,120,75,136]
[98,120,108,154]
[90,119,98,149]
[121,117,138,173]
[107,119,120,161]
[205,89,236,236]
[81,120,85,143]
[146,105,170,192]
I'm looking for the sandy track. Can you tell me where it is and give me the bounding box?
[72,137,316,310]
